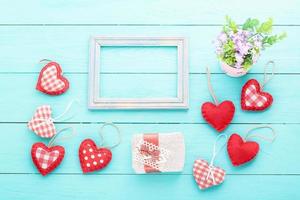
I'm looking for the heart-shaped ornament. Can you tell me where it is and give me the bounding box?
[201,101,235,132]
[31,142,65,176]
[79,139,112,173]
[27,105,56,138]
[241,79,273,111]
[36,62,69,95]
[227,133,259,166]
[193,159,226,190]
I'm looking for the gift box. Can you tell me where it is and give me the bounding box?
[132,132,185,173]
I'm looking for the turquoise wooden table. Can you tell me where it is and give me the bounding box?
[0,1,299,199]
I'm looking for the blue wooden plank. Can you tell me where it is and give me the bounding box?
[0,74,298,123]
[0,0,299,24]
[0,123,298,174]
[0,26,297,73]
[0,174,298,200]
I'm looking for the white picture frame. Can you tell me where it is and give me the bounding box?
[88,36,189,109]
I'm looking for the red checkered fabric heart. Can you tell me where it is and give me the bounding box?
[31,142,65,176]
[79,139,112,173]
[36,62,69,95]
[241,79,273,111]
[193,159,226,190]
[27,105,56,138]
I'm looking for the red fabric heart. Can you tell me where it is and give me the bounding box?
[201,101,235,132]
[27,105,56,138]
[79,139,112,173]
[193,159,226,190]
[36,62,69,95]
[241,79,273,111]
[31,142,65,176]
[227,133,259,166]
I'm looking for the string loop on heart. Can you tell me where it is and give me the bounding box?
[53,99,80,122]
[39,59,52,64]
[261,60,276,90]
[206,134,227,184]
[48,127,76,147]
[245,125,276,143]
[206,67,219,105]
[98,122,122,149]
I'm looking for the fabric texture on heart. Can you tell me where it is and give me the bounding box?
[201,101,235,132]
[193,159,226,190]
[31,142,65,176]
[227,133,260,166]
[27,105,56,138]
[79,139,112,173]
[241,79,273,111]
[36,62,69,95]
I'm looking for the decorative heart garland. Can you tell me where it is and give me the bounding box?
[31,142,65,176]
[241,61,275,111]
[227,133,259,166]
[31,127,74,176]
[201,67,235,132]
[27,101,77,138]
[241,79,273,111]
[227,126,276,166]
[193,134,227,190]
[28,105,56,138]
[79,139,112,173]
[78,123,121,174]
[202,101,235,132]
[193,159,226,190]
[36,61,69,95]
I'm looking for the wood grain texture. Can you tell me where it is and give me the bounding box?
[0,0,299,199]
[0,0,299,24]
[0,26,298,73]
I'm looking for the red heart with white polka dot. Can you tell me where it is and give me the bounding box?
[79,139,112,173]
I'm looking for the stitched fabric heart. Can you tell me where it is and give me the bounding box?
[31,142,65,176]
[227,133,259,166]
[193,159,226,190]
[201,101,235,132]
[79,139,112,173]
[36,62,69,95]
[241,79,273,111]
[28,105,56,138]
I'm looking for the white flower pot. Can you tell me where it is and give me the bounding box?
[220,61,249,77]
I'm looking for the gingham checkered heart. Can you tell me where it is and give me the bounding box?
[36,62,69,95]
[241,79,273,111]
[193,159,226,190]
[27,105,56,138]
[31,142,65,176]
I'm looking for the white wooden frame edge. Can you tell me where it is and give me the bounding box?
[88,36,189,110]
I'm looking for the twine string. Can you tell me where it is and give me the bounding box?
[39,59,52,64]
[245,125,276,143]
[261,61,276,90]
[206,67,219,105]
[48,127,75,147]
[53,99,80,122]
[98,122,122,149]
[206,134,227,184]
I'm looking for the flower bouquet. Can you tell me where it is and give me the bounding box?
[215,16,286,77]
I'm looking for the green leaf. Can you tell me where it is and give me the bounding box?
[242,18,259,31]
[278,32,287,40]
[225,16,238,32]
[257,18,273,34]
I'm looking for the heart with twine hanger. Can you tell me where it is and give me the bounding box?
[193,134,227,190]
[31,127,75,176]
[36,59,69,96]
[27,100,78,138]
[241,61,275,111]
[79,123,122,173]
[201,67,235,132]
[227,126,276,166]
